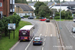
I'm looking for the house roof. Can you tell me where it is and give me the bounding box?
[55,1,75,6]
[15,3,34,11]
[28,2,36,6]
[47,2,54,6]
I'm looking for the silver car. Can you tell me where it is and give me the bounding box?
[72,27,75,33]
[33,36,43,45]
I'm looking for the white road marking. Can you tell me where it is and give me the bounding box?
[10,41,19,50]
[40,34,42,36]
[25,38,33,50]
[42,47,44,50]
[42,24,49,50]
[50,34,52,37]
[65,25,74,38]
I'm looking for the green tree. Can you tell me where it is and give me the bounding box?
[61,10,66,19]
[1,17,10,36]
[38,5,52,18]
[34,2,46,16]
[65,11,73,19]
[15,0,28,4]
[0,20,4,32]
[9,14,21,27]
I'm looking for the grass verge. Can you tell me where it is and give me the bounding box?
[54,19,65,21]
[0,21,31,50]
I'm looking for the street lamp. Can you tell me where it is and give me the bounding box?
[60,0,62,29]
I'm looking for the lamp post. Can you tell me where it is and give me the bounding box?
[60,0,62,29]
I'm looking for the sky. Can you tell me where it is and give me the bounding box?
[27,0,74,2]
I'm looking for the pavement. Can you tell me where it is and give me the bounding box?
[58,21,75,50]
[11,18,60,50]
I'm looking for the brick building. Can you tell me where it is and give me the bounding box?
[0,0,15,17]
[0,0,3,18]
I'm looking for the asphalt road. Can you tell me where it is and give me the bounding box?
[12,18,60,50]
[58,21,75,50]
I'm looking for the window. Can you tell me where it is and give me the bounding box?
[0,11,3,18]
[10,4,14,9]
[0,3,2,7]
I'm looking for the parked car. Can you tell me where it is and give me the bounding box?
[28,16,34,19]
[73,19,75,22]
[72,27,75,33]
[20,16,24,18]
[33,36,43,45]
[40,18,46,21]
[46,19,50,22]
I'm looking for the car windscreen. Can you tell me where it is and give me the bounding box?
[34,39,41,41]
[73,28,75,31]
[34,37,41,41]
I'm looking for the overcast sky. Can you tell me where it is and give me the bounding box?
[27,0,74,2]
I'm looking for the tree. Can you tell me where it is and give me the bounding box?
[0,20,4,38]
[15,0,28,4]
[34,2,46,16]
[38,5,52,18]
[61,10,66,19]
[0,20,4,32]
[1,17,10,36]
[65,11,73,19]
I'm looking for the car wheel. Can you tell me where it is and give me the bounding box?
[33,44,34,45]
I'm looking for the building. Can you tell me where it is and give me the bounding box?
[10,0,15,14]
[3,0,10,17]
[15,3,34,17]
[0,0,15,17]
[0,0,3,18]
[28,2,36,10]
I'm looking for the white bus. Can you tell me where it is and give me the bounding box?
[19,25,34,41]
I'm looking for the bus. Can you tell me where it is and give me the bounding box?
[19,25,34,41]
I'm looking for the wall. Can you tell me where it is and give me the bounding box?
[3,0,10,17]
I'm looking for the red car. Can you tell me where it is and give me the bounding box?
[40,18,46,21]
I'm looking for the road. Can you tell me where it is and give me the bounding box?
[12,18,60,50]
[58,21,75,50]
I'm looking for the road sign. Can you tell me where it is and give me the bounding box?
[8,23,16,30]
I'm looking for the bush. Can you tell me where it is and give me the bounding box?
[54,16,60,19]
[9,15,21,27]
[65,16,73,20]
[0,20,4,32]
[13,12,17,15]
[23,15,29,18]
[0,13,21,36]
[46,16,50,19]
[36,16,41,19]
[1,17,10,36]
